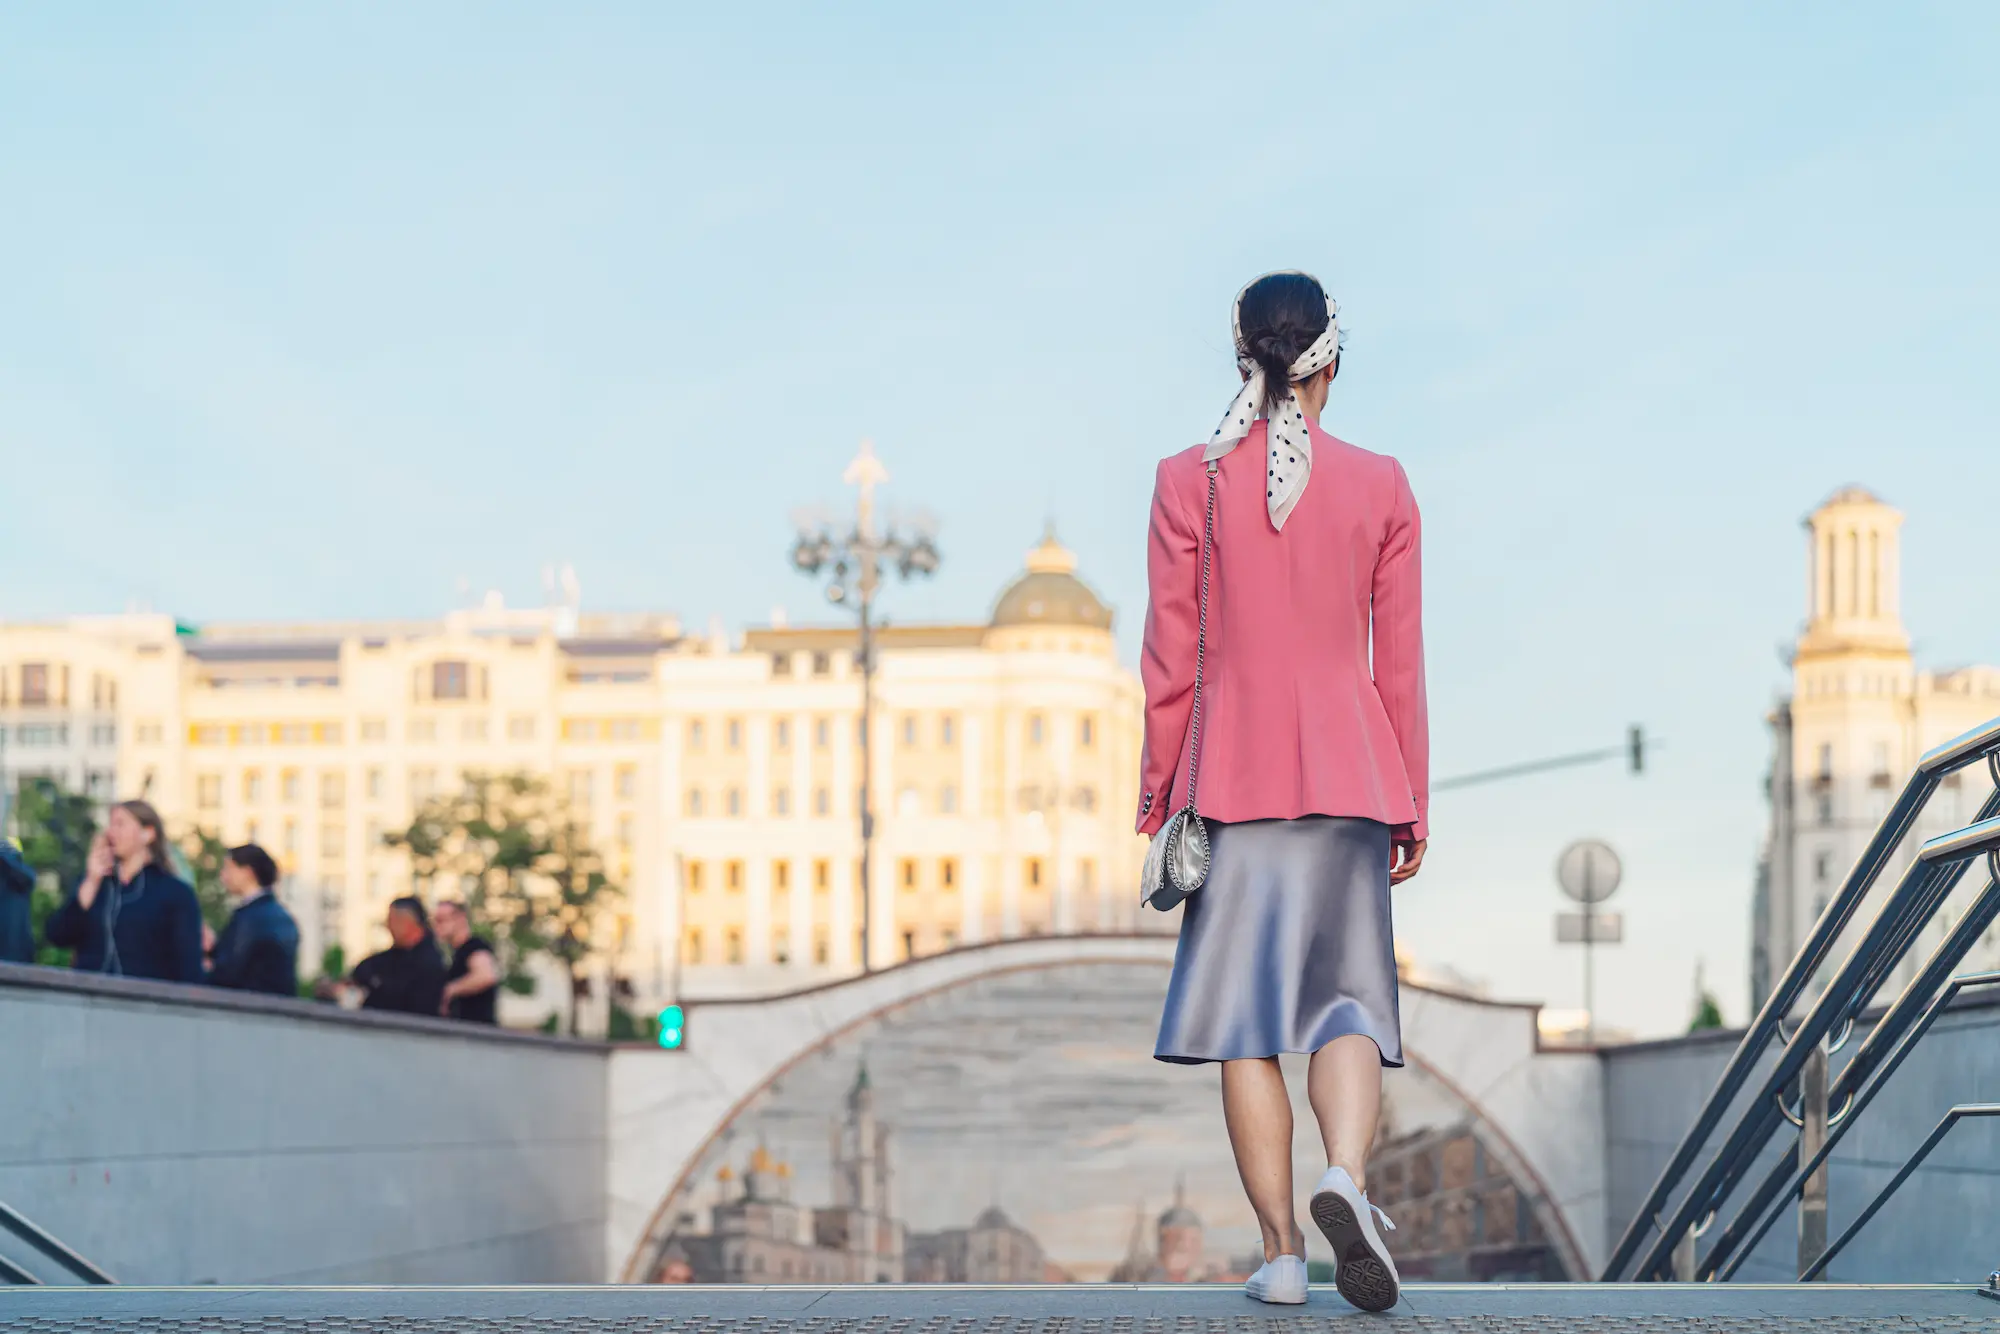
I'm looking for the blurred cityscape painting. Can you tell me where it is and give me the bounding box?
[643,961,1568,1284]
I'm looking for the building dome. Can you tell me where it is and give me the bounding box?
[1157,1180,1201,1230]
[990,527,1113,631]
[974,1205,1014,1231]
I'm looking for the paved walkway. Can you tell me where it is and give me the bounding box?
[1,1284,1995,1331]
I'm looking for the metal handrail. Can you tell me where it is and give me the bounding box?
[1800,1102,2000,1282]
[0,1200,115,1285]
[1714,954,2000,1279]
[1601,713,2000,1281]
[1693,825,2000,1281]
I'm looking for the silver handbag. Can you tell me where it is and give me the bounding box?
[1143,459,1219,912]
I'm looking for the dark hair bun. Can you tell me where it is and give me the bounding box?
[1236,273,1331,417]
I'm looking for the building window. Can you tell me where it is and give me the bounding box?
[726,718,743,751]
[410,768,438,802]
[1027,714,1045,747]
[900,858,918,891]
[1815,851,1832,884]
[940,715,957,747]
[365,768,383,800]
[19,664,49,706]
[685,929,703,964]
[320,772,345,808]
[1079,715,1096,748]
[814,933,829,964]
[616,766,637,801]
[136,721,164,745]
[1079,859,1096,893]
[942,928,958,950]
[461,717,488,743]
[814,717,830,749]
[610,718,641,742]
[939,784,959,815]
[281,770,301,804]
[775,718,792,750]
[686,787,704,817]
[1025,858,1043,889]
[811,652,831,678]
[508,715,536,741]
[197,774,222,809]
[774,861,791,892]
[360,718,387,742]
[814,786,831,816]
[773,787,792,816]
[726,929,743,964]
[771,652,793,678]
[901,930,916,961]
[243,770,264,803]
[940,859,958,890]
[1816,793,1833,826]
[245,818,261,844]
[321,824,345,858]
[283,820,299,855]
[1816,743,1834,780]
[277,723,310,746]
[773,930,791,964]
[687,719,706,752]
[726,786,743,817]
[569,770,594,807]
[901,715,918,747]
[1074,786,1097,814]
[726,860,744,892]
[617,814,634,849]
[408,718,436,743]
[431,661,469,700]
[686,861,705,893]
[813,859,830,892]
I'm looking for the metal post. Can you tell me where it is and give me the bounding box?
[857,591,875,974]
[1797,1042,1830,1278]
[1584,896,1596,1048]
[1670,1224,1696,1282]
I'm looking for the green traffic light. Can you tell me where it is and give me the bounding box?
[657,1004,685,1050]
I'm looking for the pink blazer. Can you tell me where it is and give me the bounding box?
[1136,421,1429,842]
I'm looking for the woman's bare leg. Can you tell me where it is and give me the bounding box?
[1221,1057,1307,1262]
[1306,1034,1383,1190]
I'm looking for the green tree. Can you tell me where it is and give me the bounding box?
[174,827,234,933]
[10,777,99,968]
[385,771,623,1034]
[1688,962,1725,1033]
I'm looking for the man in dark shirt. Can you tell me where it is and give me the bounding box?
[434,899,500,1024]
[349,897,446,1017]
[206,844,299,997]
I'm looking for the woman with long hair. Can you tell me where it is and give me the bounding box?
[44,799,206,983]
[1140,271,1428,1311]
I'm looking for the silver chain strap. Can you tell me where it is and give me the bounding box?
[1181,460,1217,811]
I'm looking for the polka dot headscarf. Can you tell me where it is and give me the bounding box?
[1201,273,1341,532]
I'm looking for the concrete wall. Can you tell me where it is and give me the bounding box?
[1603,991,2000,1284]
[0,962,608,1285]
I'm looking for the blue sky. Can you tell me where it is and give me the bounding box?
[4,3,1996,1036]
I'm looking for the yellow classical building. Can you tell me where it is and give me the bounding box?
[0,532,1149,1012]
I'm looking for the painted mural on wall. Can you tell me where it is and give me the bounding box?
[645,961,1568,1284]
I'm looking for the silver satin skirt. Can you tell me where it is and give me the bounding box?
[1154,815,1403,1067]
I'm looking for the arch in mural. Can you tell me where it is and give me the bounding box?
[606,934,1601,1283]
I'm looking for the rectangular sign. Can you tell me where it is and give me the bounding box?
[1556,911,1624,944]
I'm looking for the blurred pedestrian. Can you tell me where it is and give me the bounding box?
[1,838,34,965]
[433,899,500,1024]
[206,843,299,997]
[349,896,445,1016]
[43,800,204,982]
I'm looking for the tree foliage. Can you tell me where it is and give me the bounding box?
[174,827,234,933]
[10,777,98,968]
[385,771,622,1034]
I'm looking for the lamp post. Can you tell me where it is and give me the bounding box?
[790,441,940,973]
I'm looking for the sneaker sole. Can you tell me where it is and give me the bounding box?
[1310,1189,1399,1313]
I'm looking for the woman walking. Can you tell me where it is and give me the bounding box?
[44,799,205,983]
[1140,271,1428,1311]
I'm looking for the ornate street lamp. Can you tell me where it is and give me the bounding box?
[790,440,940,973]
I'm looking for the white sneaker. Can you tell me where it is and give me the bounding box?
[1309,1166,1400,1312]
[1243,1253,1308,1305]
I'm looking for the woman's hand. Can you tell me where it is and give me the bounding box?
[78,834,114,908]
[1390,838,1427,886]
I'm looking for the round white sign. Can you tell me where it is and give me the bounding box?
[1557,839,1623,904]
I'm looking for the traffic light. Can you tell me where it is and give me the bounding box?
[657,1004,686,1050]
[1628,725,1645,775]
